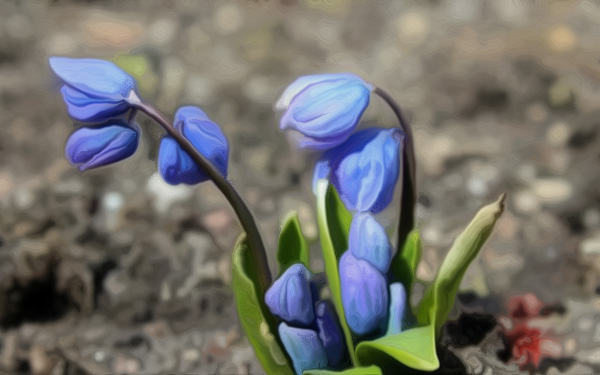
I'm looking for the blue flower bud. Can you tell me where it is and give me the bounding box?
[315,301,347,368]
[278,73,373,150]
[49,57,137,122]
[265,264,315,326]
[348,213,391,273]
[339,252,388,336]
[158,106,229,185]
[313,128,404,213]
[65,124,138,171]
[386,283,407,335]
[278,323,328,375]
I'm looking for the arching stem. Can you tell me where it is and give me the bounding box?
[373,86,416,252]
[132,100,272,293]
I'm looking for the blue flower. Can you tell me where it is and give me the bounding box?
[315,301,347,368]
[49,57,137,122]
[277,73,373,150]
[158,106,229,185]
[339,252,389,336]
[386,283,407,335]
[65,123,138,171]
[313,128,404,213]
[265,264,315,326]
[278,323,328,375]
[348,213,391,273]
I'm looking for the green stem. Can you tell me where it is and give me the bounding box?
[133,100,273,293]
[372,86,417,253]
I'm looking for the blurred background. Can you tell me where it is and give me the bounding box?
[0,1,599,374]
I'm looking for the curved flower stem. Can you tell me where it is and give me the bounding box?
[133,100,273,293]
[372,86,417,252]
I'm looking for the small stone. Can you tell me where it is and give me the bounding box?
[547,25,577,52]
[30,345,53,375]
[213,4,244,35]
[546,122,571,146]
[580,232,600,256]
[113,354,140,373]
[513,189,540,213]
[532,178,573,205]
[146,174,193,214]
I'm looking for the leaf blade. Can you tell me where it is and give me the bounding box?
[232,234,294,375]
[304,365,382,375]
[417,194,506,335]
[355,325,439,373]
[390,229,422,301]
[277,211,310,275]
[316,179,356,364]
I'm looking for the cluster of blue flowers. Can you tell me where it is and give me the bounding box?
[49,57,229,183]
[269,74,409,373]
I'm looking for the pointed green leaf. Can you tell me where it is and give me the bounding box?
[232,234,294,375]
[355,325,439,373]
[277,211,310,275]
[315,179,356,364]
[390,229,422,301]
[303,365,382,375]
[417,194,506,336]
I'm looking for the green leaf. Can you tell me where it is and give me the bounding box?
[390,229,422,301]
[303,365,382,375]
[417,194,506,336]
[355,325,439,373]
[315,179,356,364]
[232,234,294,375]
[277,211,310,276]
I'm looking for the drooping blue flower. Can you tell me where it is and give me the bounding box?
[386,283,407,335]
[315,301,347,368]
[339,252,389,336]
[65,124,138,171]
[348,213,391,273]
[278,323,328,375]
[265,264,315,326]
[49,57,137,122]
[313,128,404,213]
[158,106,229,185]
[277,73,373,150]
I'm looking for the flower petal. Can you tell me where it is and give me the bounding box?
[339,252,388,336]
[265,264,315,326]
[65,124,138,171]
[278,323,328,375]
[348,213,391,273]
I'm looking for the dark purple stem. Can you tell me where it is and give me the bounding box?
[133,100,272,292]
[373,86,417,251]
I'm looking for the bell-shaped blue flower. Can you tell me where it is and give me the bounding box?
[277,73,373,150]
[265,264,315,326]
[313,128,404,213]
[349,213,391,273]
[386,283,407,335]
[339,252,388,336]
[278,323,328,375]
[158,106,229,185]
[65,124,138,171]
[49,57,137,122]
[315,301,347,368]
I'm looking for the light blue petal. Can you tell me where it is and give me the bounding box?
[265,264,315,326]
[49,57,135,99]
[275,73,367,111]
[65,124,138,171]
[281,80,370,139]
[61,86,131,122]
[349,213,391,273]
[157,106,229,186]
[311,158,331,195]
[158,136,206,185]
[278,323,328,375]
[386,283,407,335]
[339,252,388,336]
[331,128,404,213]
